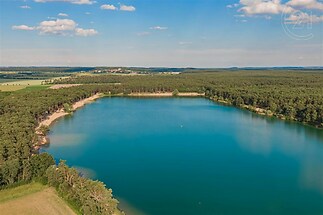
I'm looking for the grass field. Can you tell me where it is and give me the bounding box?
[18,85,50,92]
[0,183,76,215]
[0,76,72,92]
[0,79,46,91]
[0,79,45,86]
[0,80,44,92]
[0,85,27,91]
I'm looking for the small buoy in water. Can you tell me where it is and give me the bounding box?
[180,125,183,128]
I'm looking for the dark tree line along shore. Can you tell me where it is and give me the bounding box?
[52,71,323,127]
[0,86,124,214]
[0,70,322,214]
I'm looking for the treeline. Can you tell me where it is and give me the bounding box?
[0,67,94,73]
[0,72,68,80]
[0,153,54,185]
[0,70,322,214]
[0,85,125,214]
[47,161,121,215]
[53,70,323,127]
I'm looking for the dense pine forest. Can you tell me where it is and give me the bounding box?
[0,85,124,214]
[52,70,323,127]
[0,70,322,214]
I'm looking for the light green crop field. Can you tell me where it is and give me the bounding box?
[0,183,76,215]
[0,79,46,91]
[0,79,45,86]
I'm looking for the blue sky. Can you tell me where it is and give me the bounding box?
[0,0,322,67]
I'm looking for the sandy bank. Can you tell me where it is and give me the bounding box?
[35,94,102,148]
[72,94,102,110]
[49,84,82,89]
[36,110,69,130]
[129,92,205,97]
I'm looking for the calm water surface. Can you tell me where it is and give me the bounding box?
[44,98,323,215]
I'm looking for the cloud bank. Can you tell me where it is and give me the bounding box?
[12,19,98,37]
[34,0,96,5]
[229,0,323,24]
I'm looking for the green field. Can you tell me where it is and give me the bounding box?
[0,183,76,215]
[0,79,46,92]
[0,79,45,86]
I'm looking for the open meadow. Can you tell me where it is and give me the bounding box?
[0,183,76,215]
[0,79,46,91]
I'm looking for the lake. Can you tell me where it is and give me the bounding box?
[43,97,323,215]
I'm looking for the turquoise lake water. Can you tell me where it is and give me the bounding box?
[44,97,323,215]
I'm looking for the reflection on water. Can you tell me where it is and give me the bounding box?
[117,198,147,215]
[299,149,323,194]
[236,109,323,194]
[45,98,323,215]
[73,166,97,179]
[48,133,86,147]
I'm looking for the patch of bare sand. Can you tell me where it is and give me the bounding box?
[49,84,81,90]
[129,92,205,97]
[35,94,102,148]
[72,93,102,110]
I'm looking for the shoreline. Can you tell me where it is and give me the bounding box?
[34,93,102,149]
[128,92,205,97]
[34,92,321,150]
[210,97,323,129]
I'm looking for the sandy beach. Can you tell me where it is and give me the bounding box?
[72,94,102,110]
[35,93,102,148]
[129,92,205,97]
[49,84,82,89]
[34,92,202,148]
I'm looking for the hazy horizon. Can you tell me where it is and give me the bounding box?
[1,0,322,67]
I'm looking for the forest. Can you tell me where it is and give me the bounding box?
[0,69,322,214]
[52,70,323,127]
[0,85,124,214]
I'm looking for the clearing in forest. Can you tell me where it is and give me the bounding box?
[0,183,76,215]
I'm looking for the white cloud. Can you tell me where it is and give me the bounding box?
[71,0,96,5]
[235,0,323,25]
[34,0,96,5]
[239,0,295,15]
[287,0,323,11]
[150,26,168,30]
[75,28,98,36]
[227,3,239,8]
[100,4,117,10]
[38,19,76,35]
[285,11,323,24]
[120,5,136,11]
[20,5,31,9]
[58,13,68,17]
[12,25,35,31]
[12,19,98,37]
